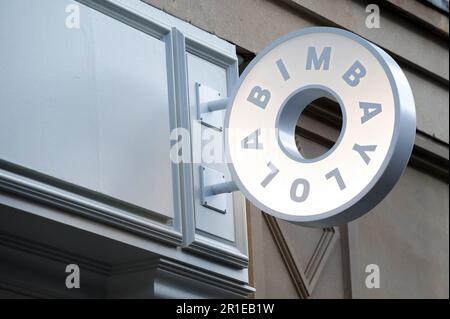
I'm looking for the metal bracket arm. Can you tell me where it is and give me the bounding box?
[200,166,238,214]
[209,180,238,195]
[196,83,229,130]
[206,97,229,112]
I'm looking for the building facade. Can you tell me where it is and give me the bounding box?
[0,0,448,298]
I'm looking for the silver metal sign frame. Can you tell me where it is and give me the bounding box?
[224,27,416,227]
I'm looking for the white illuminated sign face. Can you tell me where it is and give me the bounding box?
[225,28,416,227]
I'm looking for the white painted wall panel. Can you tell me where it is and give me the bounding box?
[0,0,174,217]
[186,52,236,242]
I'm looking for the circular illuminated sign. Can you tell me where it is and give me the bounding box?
[225,27,416,227]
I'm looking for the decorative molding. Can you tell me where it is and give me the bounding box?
[186,37,237,69]
[184,235,249,268]
[0,166,182,247]
[156,258,254,298]
[0,232,110,275]
[410,132,449,182]
[382,0,449,37]
[305,227,338,292]
[165,27,196,245]
[0,278,69,299]
[0,232,253,298]
[263,213,310,298]
[0,232,110,299]
[77,0,168,39]
[263,213,337,298]
[109,257,253,298]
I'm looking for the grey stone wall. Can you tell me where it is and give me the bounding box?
[143,0,449,298]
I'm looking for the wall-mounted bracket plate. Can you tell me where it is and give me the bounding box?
[196,82,224,131]
[200,166,227,214]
